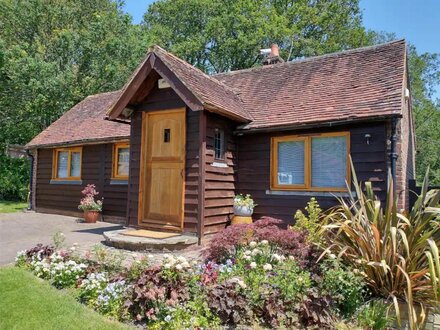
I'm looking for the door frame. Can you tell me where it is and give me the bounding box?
[137,108,186,231]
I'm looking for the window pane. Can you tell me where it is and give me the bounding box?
[312,136,346,188]
[277,141,305,185]
[214,129,224,160]
[70,152,81,177]
[117,147,129,176]
[57,151,69,178]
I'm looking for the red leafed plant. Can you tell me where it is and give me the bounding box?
[204,217,319,269]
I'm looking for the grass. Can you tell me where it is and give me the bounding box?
[0,200,28,213]
[0,267,132,330]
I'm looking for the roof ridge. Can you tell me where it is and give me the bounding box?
[215,39,406,77]
[152,45,253,120]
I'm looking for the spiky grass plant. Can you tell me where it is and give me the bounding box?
[322,169,440,329]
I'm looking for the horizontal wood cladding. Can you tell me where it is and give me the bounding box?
[35,144,128,218]
[126,86,199,233]
[236,122,388,225]
[203,113,238,234]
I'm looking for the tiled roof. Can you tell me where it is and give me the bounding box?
[153,46,252,121]
[215,40,406,130]
[28,40,406,147]
[26,91,129,148]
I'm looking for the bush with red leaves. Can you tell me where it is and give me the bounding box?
[204,217,319,269]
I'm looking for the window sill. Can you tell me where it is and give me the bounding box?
[266,190,355,198]
[110,179,128,185]
[211,162,228,168]
[50,179,82,185]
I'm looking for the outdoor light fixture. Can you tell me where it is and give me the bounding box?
[364,133,371,145]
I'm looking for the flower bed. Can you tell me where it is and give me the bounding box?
[15,216,390,329]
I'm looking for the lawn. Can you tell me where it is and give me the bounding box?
[0,200,28,213]
[0,267,132,330]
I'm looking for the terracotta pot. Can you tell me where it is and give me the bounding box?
[83,210,100,223]
[231,215,253,225]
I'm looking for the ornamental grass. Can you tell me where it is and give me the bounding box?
[322,169,440,330]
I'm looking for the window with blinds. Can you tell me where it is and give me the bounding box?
[52,147,82,180]
[112,143,130,179]
[271,133,349,191]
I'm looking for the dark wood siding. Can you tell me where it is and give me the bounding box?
[236,122,388,225]
[203,113,237,234]
[35,143,128,219]
[126,87,200,233]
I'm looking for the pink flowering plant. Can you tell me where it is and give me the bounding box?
[78,184,103,212]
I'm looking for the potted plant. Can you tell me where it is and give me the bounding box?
[233,194,256,217]
[78,184,103,223]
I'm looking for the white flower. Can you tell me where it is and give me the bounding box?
[329,253,336,259]
[177,256,187,263]
[244,250,252,256]
[181,261,190,268]
[260,240,269,246]
[272,253,282,262]
[249,262,257,269]
[243,255,251,261]
[164,315,172,322]
[163,263,171,269]
[251,248,261,256]
[249,241,257,248]
[148,254,154,259]
[289,255,295,261]
[263,264,273,271]
[175,264,183,271]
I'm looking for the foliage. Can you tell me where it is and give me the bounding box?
[321,260,367,317]
[0,0,148,200]
[356,300,393,330]
[78,184,103,212]
[52,231,66,249]
[297,287,336,328]
[0,154,29,201]
[204,217,318,269]
[233,193,257,209]
[293,197,324,244]
[322,170,440,329]
[89,244,124,274]
[144,0,374,73]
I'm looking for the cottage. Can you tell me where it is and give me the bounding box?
[26,40,415,239]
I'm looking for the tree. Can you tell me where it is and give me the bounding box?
[0,0,148,200]
[143,0,375,73]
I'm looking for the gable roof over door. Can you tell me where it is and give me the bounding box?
[107,45,252,123]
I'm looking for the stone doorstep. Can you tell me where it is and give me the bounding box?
[103,229,198,251]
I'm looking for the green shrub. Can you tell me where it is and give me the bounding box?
[0,154,30,201]
[292,197,324,244]
[356,300,393,330]
[321,260,367,317]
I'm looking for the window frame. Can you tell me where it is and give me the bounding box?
[270,132,350,192]
[52,147,82,180]
[214,128,225,161]
[112,142,130,180]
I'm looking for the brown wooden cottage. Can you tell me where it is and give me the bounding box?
[26,40,415,239]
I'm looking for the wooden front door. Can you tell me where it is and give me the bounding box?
[139,109,186,230]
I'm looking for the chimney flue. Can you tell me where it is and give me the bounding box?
[270,44,279,57]
[262,43,284,66]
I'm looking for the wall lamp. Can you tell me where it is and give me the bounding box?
[364,133,372,145]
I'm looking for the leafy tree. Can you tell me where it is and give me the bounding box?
[0,0,148,200]
[143,0,374,73]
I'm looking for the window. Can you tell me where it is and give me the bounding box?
[112,143,130,179]
[214,129,225,160]
[52,147,82,180]
[271,132,350,191]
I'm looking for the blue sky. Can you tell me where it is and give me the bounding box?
[123,0,440,98]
